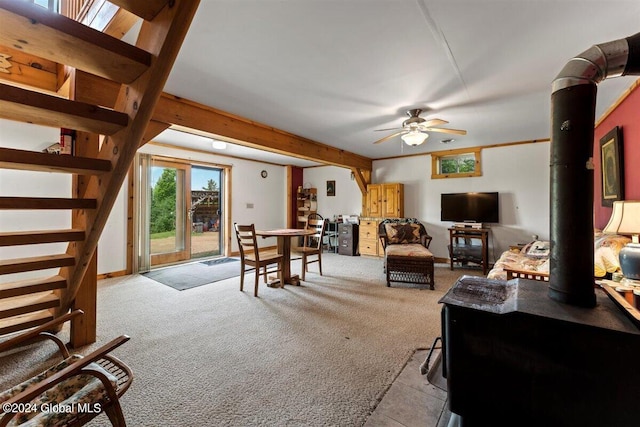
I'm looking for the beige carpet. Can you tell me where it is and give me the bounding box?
[1,254,484,426]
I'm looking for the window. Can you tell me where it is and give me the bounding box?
[32,0,58,12]
[431,147,482,179]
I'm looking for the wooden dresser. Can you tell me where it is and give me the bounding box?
[359,219,380,256]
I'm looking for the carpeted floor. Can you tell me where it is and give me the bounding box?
[142,257,240,290]
[0,254,484,426]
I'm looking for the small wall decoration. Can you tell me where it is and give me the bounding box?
[326,180,335,197]
[600,126,624,207]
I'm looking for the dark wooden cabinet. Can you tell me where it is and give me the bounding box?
[448,227,490,275]
[338,223,359,256]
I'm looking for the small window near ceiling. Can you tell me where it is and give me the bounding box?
[431,147,482,179]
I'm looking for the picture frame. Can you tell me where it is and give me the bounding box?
[326,180,335,197]
[600,126,624,207]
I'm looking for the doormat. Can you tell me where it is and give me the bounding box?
[143,258,240,291]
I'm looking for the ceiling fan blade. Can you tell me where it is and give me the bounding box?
[373,130,406,144]
[374,127,403,132]
[423,118,448,127]
[424,127,467,136]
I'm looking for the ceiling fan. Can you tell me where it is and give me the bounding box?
[373,109,467,146]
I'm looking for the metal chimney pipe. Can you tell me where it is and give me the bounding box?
[549,32,640,307]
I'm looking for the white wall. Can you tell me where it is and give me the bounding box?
[373,142,550,261]
[0,119,129,278]
[302,166,362,220]
[1,118,551,275]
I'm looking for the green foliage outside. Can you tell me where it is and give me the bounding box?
[440,156,476,174]
[203,179,218,191]
[150,168,177,234]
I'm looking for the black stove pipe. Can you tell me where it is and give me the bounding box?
[550,32,640,307]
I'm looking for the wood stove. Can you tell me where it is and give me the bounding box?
[440,276,640,427]
[439,31,640,426]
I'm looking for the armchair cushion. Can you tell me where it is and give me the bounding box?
[384,223,421,244]
[386,244,433,258]
[1,355,118,426]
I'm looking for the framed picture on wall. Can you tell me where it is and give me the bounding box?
[327,180,335,197]
[600,126,624,207]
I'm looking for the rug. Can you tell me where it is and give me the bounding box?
[142,257,240,290]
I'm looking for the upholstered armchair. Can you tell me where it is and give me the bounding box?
[378,218,435,289]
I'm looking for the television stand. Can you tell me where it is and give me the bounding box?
[448,227,490,275]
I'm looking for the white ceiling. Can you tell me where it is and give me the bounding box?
[154,0,640,166]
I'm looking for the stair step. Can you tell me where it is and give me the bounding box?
[0,84,129,135]
[0,147,112,175]
[0,292,59,319]
[0,197,97,210]
[109,0,169,21]
[0,229,85,246]
[0,276,66,299]
[0,254,75,275]
[0,310,53,336]
[0,0,151,83]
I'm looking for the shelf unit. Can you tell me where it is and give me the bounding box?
[296,188,317,229]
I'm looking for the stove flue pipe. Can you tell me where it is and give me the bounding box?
[550,32,640,307]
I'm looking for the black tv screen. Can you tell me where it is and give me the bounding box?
[441,192,500,223]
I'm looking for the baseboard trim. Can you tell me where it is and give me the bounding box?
[97,270,128,280]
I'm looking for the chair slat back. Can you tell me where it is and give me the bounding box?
[305,215,327,250]
[234,223,260,260]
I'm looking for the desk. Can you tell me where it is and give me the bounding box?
[256,228,314,286]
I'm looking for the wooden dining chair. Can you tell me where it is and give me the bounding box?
[299,214,327,281]
[234,223,283,296]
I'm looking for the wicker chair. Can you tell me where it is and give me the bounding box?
[378,218,435,289]
[0,310,133,427]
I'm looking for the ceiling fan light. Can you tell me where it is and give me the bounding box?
[211,139,227,150]
[401,131,428,146]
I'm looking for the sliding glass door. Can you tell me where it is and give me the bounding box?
[137,155,225,270]
[190,166,223,259]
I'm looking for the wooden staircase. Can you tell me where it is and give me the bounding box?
[0,0,199,344]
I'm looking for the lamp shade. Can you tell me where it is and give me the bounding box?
[401,131,428,146]
[603,201,640,280]
[603,201,640,236]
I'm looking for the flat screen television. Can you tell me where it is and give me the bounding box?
[441,192,500,223]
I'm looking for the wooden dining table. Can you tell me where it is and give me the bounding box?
[255,228,315,287]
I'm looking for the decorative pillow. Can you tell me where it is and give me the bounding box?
[594,234,630,255]
[385,223,421,244]
[521,240,550,258]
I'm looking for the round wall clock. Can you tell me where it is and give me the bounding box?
[261,170,268,178]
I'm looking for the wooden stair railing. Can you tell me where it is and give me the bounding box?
[0,0,200,343]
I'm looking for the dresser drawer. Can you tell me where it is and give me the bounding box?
[359,223,377,240]
[359,237,378,256]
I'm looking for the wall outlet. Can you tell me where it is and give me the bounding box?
[246,203,254,209]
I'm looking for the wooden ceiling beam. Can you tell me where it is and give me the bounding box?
[70,72,372,170]
[154,94,373,170]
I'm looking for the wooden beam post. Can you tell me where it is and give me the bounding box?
[66,128,100,347]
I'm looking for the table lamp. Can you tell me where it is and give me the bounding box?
[603,200,640,280]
